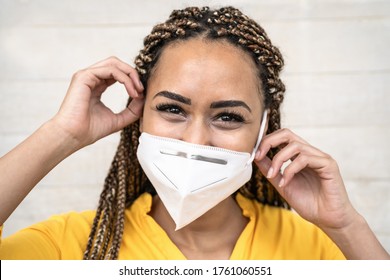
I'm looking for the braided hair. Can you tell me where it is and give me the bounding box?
[83,6,288,260]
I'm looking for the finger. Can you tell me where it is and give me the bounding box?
[91,78,116,97]
[90,56,144,93]
[266,141,325,179]
[127,96,145,118]
[128,69,144,93]
[112,96,145,131]
[281,153,336,187]
[255,156,284,189]
[88,66,140,98]
[257,128,309,161]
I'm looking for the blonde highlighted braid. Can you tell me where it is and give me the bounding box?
[83,6,288,260]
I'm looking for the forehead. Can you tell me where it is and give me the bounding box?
[148,38,263,105]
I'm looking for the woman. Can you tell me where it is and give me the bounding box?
[0,6,388,260]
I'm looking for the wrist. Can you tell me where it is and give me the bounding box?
[322,209,364,238]
[322,211,389,259]
[40,119,82,158]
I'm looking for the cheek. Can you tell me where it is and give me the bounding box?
[141,106,184,138]
[211,125,259,153]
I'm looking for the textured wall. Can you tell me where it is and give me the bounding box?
[1,0,389,253]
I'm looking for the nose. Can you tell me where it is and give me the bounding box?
[180,120,212,146]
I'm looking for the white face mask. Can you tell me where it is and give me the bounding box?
[137,111,268,230]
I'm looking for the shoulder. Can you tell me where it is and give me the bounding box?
[238,194,316,234]
[0,210,96,260]
[236,193,345,259]
[236,192,305,226]
[36,210,96,236]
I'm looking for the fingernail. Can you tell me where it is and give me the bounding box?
[278,178,285,188]
[266,167,274,178]
[139,80,144,91]
[255,150,261,160]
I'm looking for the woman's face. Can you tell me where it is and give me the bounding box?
[141,38,264,153]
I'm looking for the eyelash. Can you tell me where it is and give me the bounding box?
[214,111,245,123]
[156,103,185,115]
[156,103,246,123]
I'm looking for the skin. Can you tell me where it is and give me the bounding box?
[0,57,145,226]
[0,39,388,259]
[141,39,262,151]
[141,38,263,259]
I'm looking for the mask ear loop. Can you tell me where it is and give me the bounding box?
[248,110,268,164]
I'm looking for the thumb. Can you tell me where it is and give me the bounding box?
[114,96,145,130]
[254,156,284,189]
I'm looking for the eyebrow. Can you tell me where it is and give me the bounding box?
[154,91,191,105]
[210,100,252,112]
[153,90,252,112]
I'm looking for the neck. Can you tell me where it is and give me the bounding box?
[149,194,248,259]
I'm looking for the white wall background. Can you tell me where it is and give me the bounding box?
[1,0,389,253]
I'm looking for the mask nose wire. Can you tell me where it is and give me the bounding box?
[248,110,268,164]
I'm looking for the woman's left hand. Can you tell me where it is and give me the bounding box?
[255,128,358,232]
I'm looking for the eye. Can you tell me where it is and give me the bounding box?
[213,111,246,129]
[155,103,187,122]
[156,103,184,115]
[215,112,245,123]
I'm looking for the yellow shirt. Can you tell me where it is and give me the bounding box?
[0,193,345,260]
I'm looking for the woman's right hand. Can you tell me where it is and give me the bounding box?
[52,56,145,151]
[0,57,144,225]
